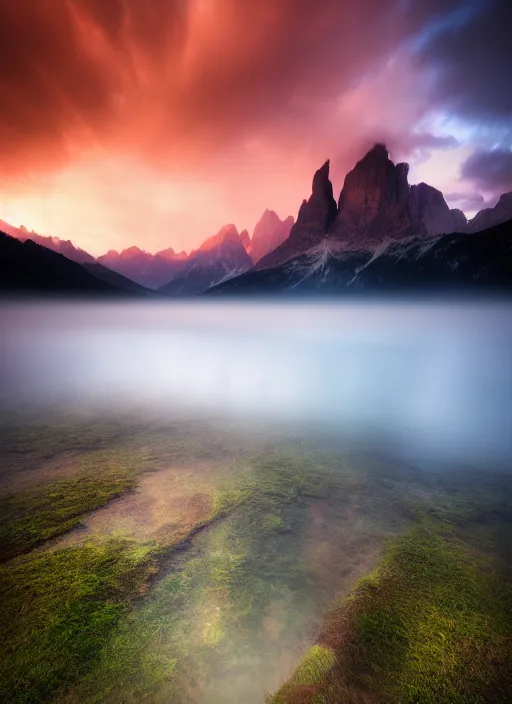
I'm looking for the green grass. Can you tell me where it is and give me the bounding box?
[5,409,510,704]
[285,645,336,687]
[0,449,143,561]
[51,448,359,704]
[0,539,158,704]
[0,479,255,704]
[0,411,139,475]
[0,409,266,563]
[269,519,512,704]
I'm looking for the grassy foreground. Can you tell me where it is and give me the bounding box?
[0,539,157,704]
[0,480,251,704]
[0,449,142,562]
[2,408,511,704]
[1,436,397,704]
[269,519,512,704]
[54,449,363,704]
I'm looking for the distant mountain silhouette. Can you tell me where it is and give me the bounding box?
[159,224,252,296]
[96,246,187,289]
[3,142,512,297]
[247,210,294,263]
[255,145,512,275]
[0,220,96,264]
[466,192,512,233]
[409,183,467,235]
[257,161,338,270]
[0,231,136,296]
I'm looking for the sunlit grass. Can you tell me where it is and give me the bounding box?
[2,408,511,704]
[0,539,158,704]
[269,519,512,704]
[0,450,142,561]
[52,448,361,704]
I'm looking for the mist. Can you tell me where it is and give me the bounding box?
[1,299,511,469]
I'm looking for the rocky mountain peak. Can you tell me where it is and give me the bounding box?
[409,182,468,235]
[249,210,294,263]
[467,191,512,233]
[494,191,512,214]
[328,144,423,248]
[297,160,338,232]
[255,160,337,269]
[121,246,146,258]
[312,160,335,203]
[337,144,408,216]
[239,229,251,250]
[198,224,241,252]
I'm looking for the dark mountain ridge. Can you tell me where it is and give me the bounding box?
[208,218,512,296]
[0,231,135,296]
[2,143,512,297]
[256,144,512,274]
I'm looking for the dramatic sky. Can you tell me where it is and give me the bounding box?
[0,0,510,255]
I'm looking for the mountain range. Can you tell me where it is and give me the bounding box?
[1,209,293,293]
[0,232,130,296]
[213,144,512,294]
[1,143,511,297]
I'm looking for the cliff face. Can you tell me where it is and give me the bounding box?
[328,144,424,248]
[256,160,337,270]
[409,183,468,235]
[209,219,512,296]
[467,192,512,233]
[249,210,294,263]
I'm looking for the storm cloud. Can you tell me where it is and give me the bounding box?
[0,0,509,253]
[461,148,512,195]
[416,0,512,125]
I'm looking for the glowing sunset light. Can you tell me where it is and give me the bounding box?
[0,0,509,255]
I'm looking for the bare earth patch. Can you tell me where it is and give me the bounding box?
[43,461,229,549]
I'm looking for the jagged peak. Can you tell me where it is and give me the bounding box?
[362,143,390,161]
[121,245,146,256]
[312,160,331,188]
[396,162,410,178]
[256,209,281,226]
[311,160,336,205]
[239,229,251,249]
[217,223,238,236]
[198,224,241,252]
[412,181,444,196]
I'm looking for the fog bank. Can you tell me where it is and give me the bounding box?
[1,300,511,468]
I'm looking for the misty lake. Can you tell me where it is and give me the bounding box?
[1,300,511,704]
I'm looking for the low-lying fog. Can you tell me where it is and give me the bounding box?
[1,299,511,468]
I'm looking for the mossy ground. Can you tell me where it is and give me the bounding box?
[0,409,255,703]
[2,407,511,704]
[1,409,380,704]
[0,539,158,704]
[0,450,141,561]
[269,515,512,704]
[54,448,375,704]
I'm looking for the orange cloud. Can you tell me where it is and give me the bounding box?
[0,0,501,254]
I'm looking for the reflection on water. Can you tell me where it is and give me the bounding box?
[1,299,511,467]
